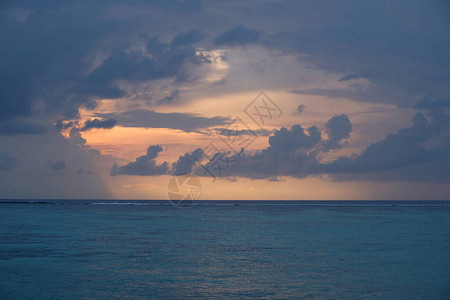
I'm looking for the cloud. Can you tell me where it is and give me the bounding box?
[0,1,117,122]
[111,146,205,177]
[200,123,324,179]
[2,0,450,199]
[0,123,113,199]
[2,0,448,132]
[157,89,180,105]
[53,120,76,131]
[266,0,450,106]
[48,160,66,172]
[214,128,270,136]
[294,104,305,115]
[288,87,379,103]
[111,145,169,176]
[69,128,86,145]
[95,109,230,132]
[81,118,117,131]
[85,36,199,86]
[267,176,286,182]
[0,119,46,135]
[146,0,202,12]
[0,1,205,132]
[339,74,364,81]
[317,111,446,175]
[172,148,203,175]
[198,110,450,181]
[414,96,450,109]
[2,0,449,130]
[323,114,352,150]
[0,152,18,171]
[214,25,260,46]
[266,125,321,155]
[67,127,101,156]
[171,29,203,47]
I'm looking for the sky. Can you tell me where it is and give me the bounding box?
[1,0,450,200]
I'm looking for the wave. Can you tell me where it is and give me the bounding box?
[1,200,450,207]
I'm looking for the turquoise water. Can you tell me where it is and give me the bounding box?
[1,201,450,299]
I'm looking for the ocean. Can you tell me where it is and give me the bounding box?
[1,200,449,299]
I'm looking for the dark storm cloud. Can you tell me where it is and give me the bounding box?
[0,119,46,135]
[0,0,204,133]
[95,109,230,132]
[111,145,169,176]
[85,37,199,86]
[2,0,448,130]
[2,0,450,192]
[0,1,116,122]
[214,25,260,46]
[81,118,117,131]
[0,152,18,171]
[266,0,450,106]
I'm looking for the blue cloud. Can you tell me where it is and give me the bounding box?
[294,104,305,115]
[157,89,180,105]
[171,29,203,47]
[172,148,203,175]
[0,119,46,135]
[111,145,169,176]
[81,118,117,131]
[324,114,352,150]
[414,97,450,109]
[339,74,364,81]
[0,152,18,171]
[95,109,230,132]
[198,110,450,181]
[48,160,66,172]
[214,25,260,46]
